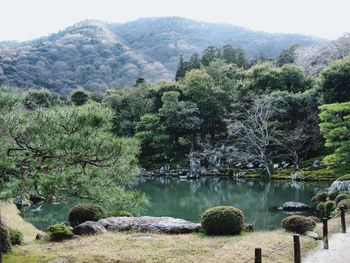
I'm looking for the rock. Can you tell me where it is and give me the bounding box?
[14,197,32,208]
[278,201,311,211]
[35,233,45,240]
[98,216,201,234]
[133,235,153,241]
[74,221,107,236]
[310,160,323,170]
[244,224,254,232]
[304,231,321,240]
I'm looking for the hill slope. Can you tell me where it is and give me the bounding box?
[0,17,326,95]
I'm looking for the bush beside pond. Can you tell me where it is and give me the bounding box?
[201,206,244,235]
[281,215,316,234]
[47,224,74,241]
[9,228,23,245]
[68,204,106,226]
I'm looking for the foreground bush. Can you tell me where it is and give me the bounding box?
[281,215,316,234]
[9,228,23,245]
[47,224,74,241]
[335,193,350,205]
[201,206,244,235]
[0,222,11,253]
[68,204,106,226]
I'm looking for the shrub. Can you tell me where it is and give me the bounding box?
[201,206,244,235]
[328,192,339,201]
[317,192,328,202]
[325,200,336,212]
[47,224,74,241]
[68,204,106,226]
[337,199,350,210]
[281,215,316,234]
[316,202,325,212]
[0,222,11,253]
[9,229,23,245]
[335,193,350,205]
[111,211,133,217]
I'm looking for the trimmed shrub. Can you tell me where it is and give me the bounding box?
[68,204,106,226]
[47,224,74,241]
[111,211,133,217]
[201,206,244,235]
[316,202,325,212]
[335,193,350,205]
[316,192,328,202]
[325,200,336,212]
[328,192,339,201]
[9,229,23,245]
[338,199,350,210]
[281,215,316,234]
[0,222,11,253]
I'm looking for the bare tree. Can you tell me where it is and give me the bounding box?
[229,97,277,176]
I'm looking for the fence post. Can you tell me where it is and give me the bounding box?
[255,248,262,263]
[293,234,301,263]
[340,206,346,233]
[323,218,329,249]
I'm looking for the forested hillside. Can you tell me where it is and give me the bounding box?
[0,17,325,95]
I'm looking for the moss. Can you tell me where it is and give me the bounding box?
[47,224,74,242]
[337,174,350,181]
[201,206,244,235]
[281,215,316,234]
[68,204,106,227]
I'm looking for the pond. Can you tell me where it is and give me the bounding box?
[20,177,328,231]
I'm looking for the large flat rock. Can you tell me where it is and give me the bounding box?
[98,216,201,234]
[278,201,310,211]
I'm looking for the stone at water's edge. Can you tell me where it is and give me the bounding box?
[277,201,311,211]
[304,231,320,240]
[74,221,107,235]
[328,180,350,194]
[98,216,201,234]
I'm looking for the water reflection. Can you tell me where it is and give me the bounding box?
[21,178,327,231]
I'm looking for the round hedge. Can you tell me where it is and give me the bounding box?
[324,200,336,212]
[201,206,244,235]
[317,192,328,202]
[335,193,350,205]
[337,199,350,210]
[316,202,325,212]
[328,192,339,201]
[9,228,23,245]
[68,204,106,226]
[47,224,74,241]
[0,221,11,253]
[281,215,316,234]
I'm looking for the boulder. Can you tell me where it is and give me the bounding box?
[74,221,107,236]
[278,201,311,211]
[304,231,321,240]
[98,216,201,234]
[14,197,32,208]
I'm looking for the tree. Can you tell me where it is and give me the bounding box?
[222,45,247,68]
[0,102,146,210]
[319,101,350,172]
[275,44,299,66]
[135,113,169,154]
[159,91,202,143]
[70,88,89,106]
[320,56,350,104]
[188,53,202,70]
[22,88,60,110]
[279,64,312,93]
[201,46,221,67]
[175,55,187,81]
[229,97,278,176]
[135,77,146,87]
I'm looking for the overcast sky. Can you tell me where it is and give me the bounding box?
[0,0,349,41]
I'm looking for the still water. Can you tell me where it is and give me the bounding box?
[21,177,327,231]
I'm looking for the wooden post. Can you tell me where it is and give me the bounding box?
[255,248,262,263]
[323,218,329,249]
[293,234,301,263]
[340,206,346,233]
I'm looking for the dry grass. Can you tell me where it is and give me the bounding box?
[0,201,44,243]
[3,202,350,263]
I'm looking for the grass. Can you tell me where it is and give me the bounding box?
[3,201,350,263]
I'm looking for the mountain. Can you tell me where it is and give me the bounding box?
[0,17,326,95]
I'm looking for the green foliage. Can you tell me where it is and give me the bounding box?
[68,204,106,226]
[337,199,350,210]
[281,215,316,233]
[335,193,350,205]
[201,206,244,235]
[9,229,23,245]
[70,88,89,106]
[47,224,74,241]
[316,202,325,212]
[110,211,133,217]
[22,89,60,110]
[321,56,350,104]
[337,174,350,181]
[275,44,299,66]
[324,200,336,213]
[317,192,328,202]
[319,101,350,172]
[0,100,145,210]
[0,222,11,253]
[135,114,169,153]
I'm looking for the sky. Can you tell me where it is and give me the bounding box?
[0,0,349,41]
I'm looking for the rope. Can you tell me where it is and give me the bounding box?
[241,243,293,262]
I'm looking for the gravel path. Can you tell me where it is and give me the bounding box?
[304,230,350,263]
